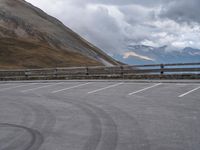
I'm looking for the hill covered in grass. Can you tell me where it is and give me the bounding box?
[0,0,119,69]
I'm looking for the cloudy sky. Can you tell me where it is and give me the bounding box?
[26,0,200,55]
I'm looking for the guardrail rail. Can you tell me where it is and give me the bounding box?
[0,62,200,80]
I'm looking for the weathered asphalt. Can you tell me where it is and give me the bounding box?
[0,80,199,150]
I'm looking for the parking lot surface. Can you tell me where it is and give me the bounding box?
[0,80,200,150]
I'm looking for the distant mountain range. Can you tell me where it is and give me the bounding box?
[114,45,200,65]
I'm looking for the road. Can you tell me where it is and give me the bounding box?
[0,80,200,150]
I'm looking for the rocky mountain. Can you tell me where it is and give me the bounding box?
[114,45,200,65]
[0,0,119,69]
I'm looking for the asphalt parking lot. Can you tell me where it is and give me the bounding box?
[0,80,200,150]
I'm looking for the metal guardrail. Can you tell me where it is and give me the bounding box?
[0,62,200,80]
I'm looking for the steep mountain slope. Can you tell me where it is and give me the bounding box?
[114,45,200,65]
[0,0,119,69]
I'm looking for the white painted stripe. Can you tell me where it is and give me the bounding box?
[88,82,123,94]
[0,83,15,87]
[176,84,187,86]
[179,86,200,98]
[123,83,150,85]
[22,82,63,92]
[176,83,200,86]
[0,84,34,92]
[128,83,162,96]
[52,82,91,93]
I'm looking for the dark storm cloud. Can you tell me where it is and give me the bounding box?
[160,0,200,24]
[71,0,172,7]
[26,0,200,54]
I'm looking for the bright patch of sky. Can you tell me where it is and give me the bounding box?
[26,0,200,55]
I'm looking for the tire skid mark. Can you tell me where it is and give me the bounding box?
[0,100,33,125]
[1,98,56,137]
[26,103,57,137]
[47,95,102,150]
[82,102,118,150]
[0,98,56,149]
[94,102,151,150]
[21,93,57,137]
[0,123,43,150]
[0,100,34,146]
[48,95,118,150]
[78,103,102,150]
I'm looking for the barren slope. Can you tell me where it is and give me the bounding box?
[0,38,102,69]
[0,0,119,69]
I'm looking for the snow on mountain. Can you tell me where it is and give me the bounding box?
[114,45,200,65]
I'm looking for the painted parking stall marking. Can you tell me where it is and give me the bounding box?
[0,83,16,87]
[52,82,92,93]
[88,82,123,94]
[21,82,63,93]
[0,83,37,92]
[128,83,162,96]
[179,86,200,98]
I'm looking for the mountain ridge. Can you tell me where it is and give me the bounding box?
[114,45,200,65]
[0,0,119,69]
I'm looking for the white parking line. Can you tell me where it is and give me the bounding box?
[22,82,63,93]
[0,83,36,92]
[0,83,15,87]
[176,84,187,86]
[176,83,200,86]
[178,86,200,98]
[88,82,123,94]
[128,83,162,96]
[52,82,92,93]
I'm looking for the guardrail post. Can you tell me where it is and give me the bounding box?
[120,66,124,78]
[160,64,164,75]
[25,70,29,79]
[54,68,57,78]
[86,67,89,75]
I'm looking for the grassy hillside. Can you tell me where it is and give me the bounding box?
[0,38,101,69]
